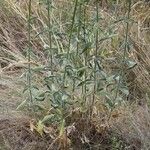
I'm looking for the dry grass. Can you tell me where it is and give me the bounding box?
[0,0,150,149]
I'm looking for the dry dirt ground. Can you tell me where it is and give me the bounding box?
[0,72,24,117]
[0,72,53,150]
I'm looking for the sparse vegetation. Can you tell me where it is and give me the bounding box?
[0,0,150,149]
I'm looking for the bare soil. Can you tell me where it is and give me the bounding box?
[0,72,23,117]
[0,117,53,150]
[0,72,53,150]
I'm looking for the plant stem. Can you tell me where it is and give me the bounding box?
[63,0,78,89]
[67,0,78,59]
[77,1,81,55]
[47,0,53,75]
[72,1,81,99]
[114,0,131,102]
[83,2,87,103]
[91,0,99,116]
[27,0,33,103]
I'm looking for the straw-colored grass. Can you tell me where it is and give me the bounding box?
[0,0,150,149]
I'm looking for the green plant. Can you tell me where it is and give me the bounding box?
[111,136,124,150]
[47,0,53,75]
[27,0,33,104]
[18,0,141,147]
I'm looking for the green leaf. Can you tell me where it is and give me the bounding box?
[36,120,44,136]
[77,79,93,86]
[114,75,120,82]
[32,85,39,90]
[120,87,129,96]
[59,119,65,136]
[77,66,88,77]
[106,99,114,108]
[35,97,45,102]
[100,71,107,79]
[41,114,55,124]
[106,75,115,83]
[23,86,28,93]
[81,42,92,54]
[51,84,58,92]
[16,100,27,110]
[35,92,45,101]
[100,91,114,108]
[126,60,137,69]
[33,104,45,111]
[32,66,46,72]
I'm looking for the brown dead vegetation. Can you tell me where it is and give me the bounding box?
[0,0,150,150]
